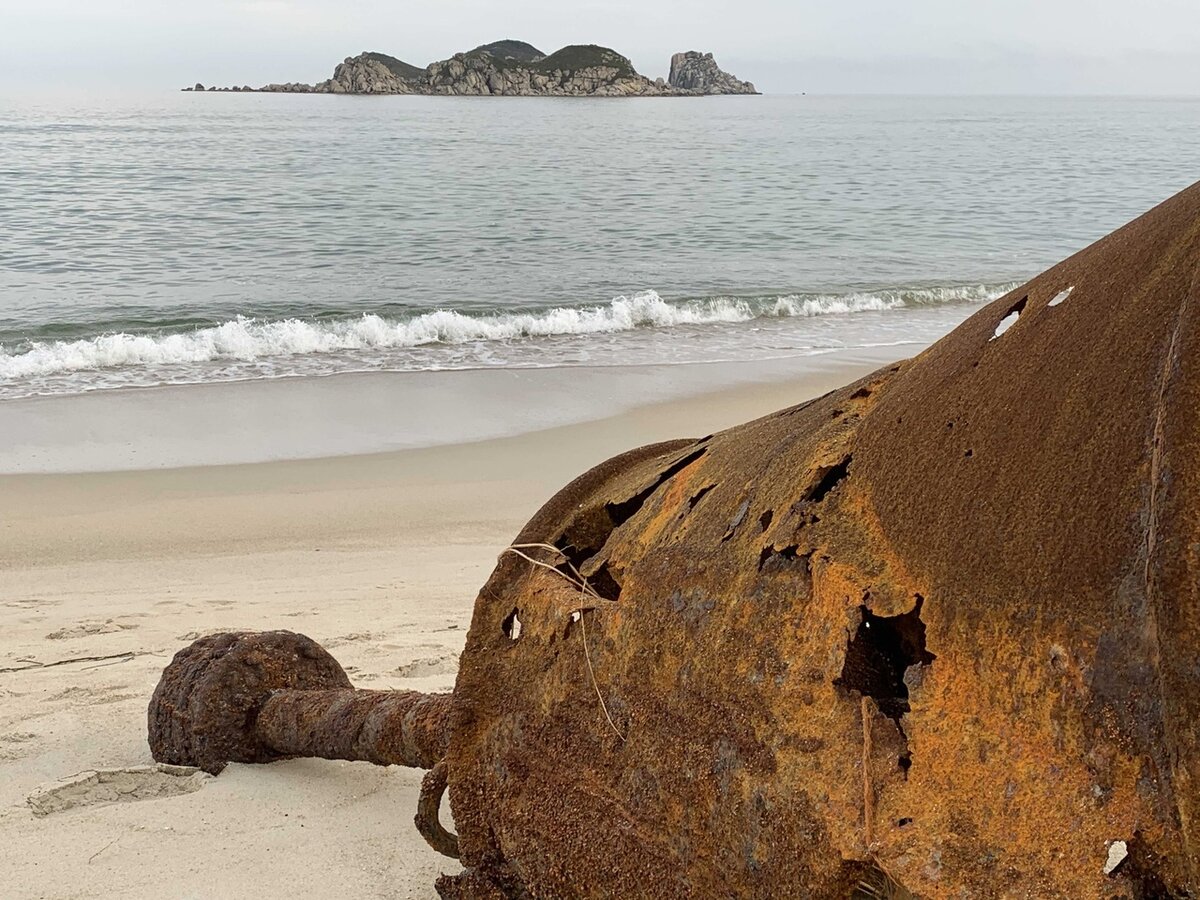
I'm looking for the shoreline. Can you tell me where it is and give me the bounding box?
[2,351,897,570]
[0,349,902,475]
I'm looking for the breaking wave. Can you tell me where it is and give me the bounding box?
[0,284,1012,383]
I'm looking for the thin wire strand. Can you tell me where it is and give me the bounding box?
[499,544,626,741]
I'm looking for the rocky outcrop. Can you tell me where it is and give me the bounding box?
[187,42,760,97]
[312,51,423,94]
[426,44,668,97]
[259,82,315,93]
[668,50,757,94]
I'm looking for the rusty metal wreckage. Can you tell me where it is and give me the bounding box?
[149,182,1200,898]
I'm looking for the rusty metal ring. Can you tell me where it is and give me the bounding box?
[415,758,460,859]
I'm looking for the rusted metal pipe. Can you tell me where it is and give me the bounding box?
[255,688,452,770]
[148,630,451,775]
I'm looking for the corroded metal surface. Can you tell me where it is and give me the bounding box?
[441,183,1200,897]
[417,760,461,860]
[257,687,452,769]
[148,630,450,774]
[149,631,353,774]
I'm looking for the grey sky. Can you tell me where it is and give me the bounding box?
[4,0,1200,94]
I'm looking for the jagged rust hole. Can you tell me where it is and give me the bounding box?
[835,597,935,721]
[991,295,1028,340]
[1117,832,1175,898]
[1048,285,1074,307]
[804,455,851,504]
[552,448,706,598]
[587,562,622,602]
[563,610,582,640]
[502,608,522,641]
[606,448,706,526]
[688,484,716,510]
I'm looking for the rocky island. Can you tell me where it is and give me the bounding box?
[185,41,758,97]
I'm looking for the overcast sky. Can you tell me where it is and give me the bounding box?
[4,0,1200,94]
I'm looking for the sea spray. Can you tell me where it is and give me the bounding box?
[0,285,1014,385]
[0,283,1021,402]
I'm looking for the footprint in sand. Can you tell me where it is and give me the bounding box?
[3,598,60,610]
[46,620,139,641]
[175,628,237,642]
[0,731,38,761]
[323,632,387,649]
[27,764,210,817]
[393,653,460,678]
[48,685,140,706]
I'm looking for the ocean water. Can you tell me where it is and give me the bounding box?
[1,93,1198,401]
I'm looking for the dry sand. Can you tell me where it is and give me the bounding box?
[0,355,889,899]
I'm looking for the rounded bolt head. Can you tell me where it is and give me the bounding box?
[147,631,351,774]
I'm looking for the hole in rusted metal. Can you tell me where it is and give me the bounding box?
[563,610,582,640]
[688,484,716,510]
[606,448,707,527]
[1048,286,1074,307]
[835,597,935,722]
[759,509,774,532]
[553,540,592,577]
[897,817,913,827]
[964,448,974,458]
[1105,841,1129,876]
[587,562,622,602]
[502,608,522,641]
[549,542,622,602]
[1115,832,1180,897]
[991,295,1027,340]
[547,448,705,599]
[803,455,851,505]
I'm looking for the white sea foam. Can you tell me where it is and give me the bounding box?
[0,285,1012,383]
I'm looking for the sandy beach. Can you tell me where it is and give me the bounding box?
[0,352,890,899]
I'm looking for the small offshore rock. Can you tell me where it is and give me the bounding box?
[668,50,757,94]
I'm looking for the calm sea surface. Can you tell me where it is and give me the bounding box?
[1,93,1197,399]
